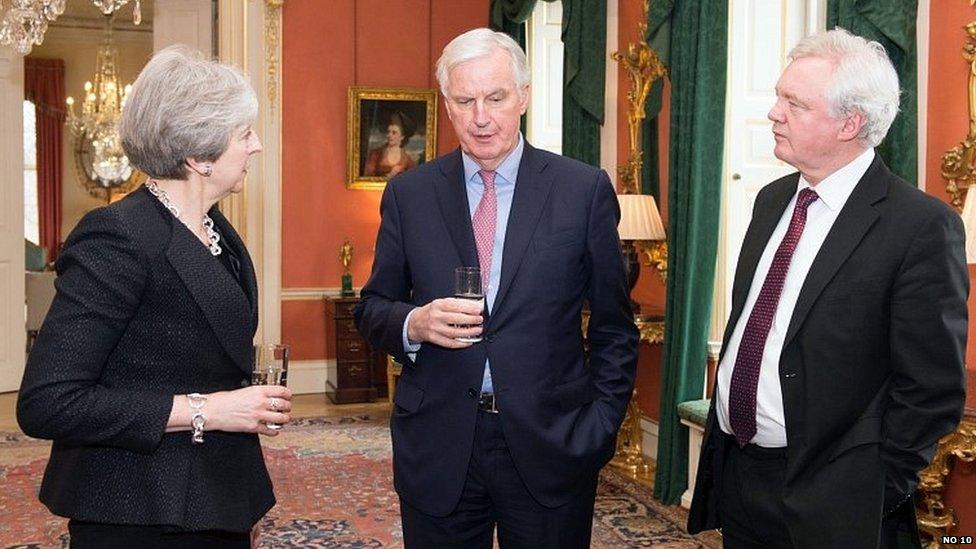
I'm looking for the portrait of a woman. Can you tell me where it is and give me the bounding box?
[362,110,418,178]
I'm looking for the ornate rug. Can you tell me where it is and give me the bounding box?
[0,415,721,548]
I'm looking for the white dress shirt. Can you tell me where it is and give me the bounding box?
[716,148,875,447]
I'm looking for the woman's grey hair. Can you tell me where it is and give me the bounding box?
[789,28,900,148]
[435,28,530,99]
[118,44,258,180]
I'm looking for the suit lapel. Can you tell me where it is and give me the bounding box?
[166,212,255,375]
[721,177,798,357]
[492,144,554,314]
[782,156,887,349]
[211,207,258,324]
[435,150,479,269]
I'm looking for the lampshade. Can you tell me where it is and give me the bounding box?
[617,194,666,241]
[961,188,976,263]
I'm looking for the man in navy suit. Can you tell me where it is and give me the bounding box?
[355,28,638,548]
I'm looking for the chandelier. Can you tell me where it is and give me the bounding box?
[65,15,137,195]
[0,0,140,56]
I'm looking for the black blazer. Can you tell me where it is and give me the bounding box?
[17,186,274,533]
[355,144,639,516]
[688,155,968,547]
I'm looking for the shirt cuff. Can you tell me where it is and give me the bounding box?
[402,307,422,358]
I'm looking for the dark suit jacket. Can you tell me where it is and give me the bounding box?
[354,144,639,516]
[688,155,968,547]
[17,186,274,533]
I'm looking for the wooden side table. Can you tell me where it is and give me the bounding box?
[323,296,385,403]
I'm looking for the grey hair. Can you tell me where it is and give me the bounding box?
[435,28,530,98]
[118,44,258,180]
[789,28,900,148]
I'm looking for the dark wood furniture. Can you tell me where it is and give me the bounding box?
[324,296,387,403]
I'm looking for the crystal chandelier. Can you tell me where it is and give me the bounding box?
[65,16,133,187]
[0,0,140,56]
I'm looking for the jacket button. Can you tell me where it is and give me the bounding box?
[241,379,250,387]
[783,372,797,378]
[486,333,496,343]
[467,388,478,398]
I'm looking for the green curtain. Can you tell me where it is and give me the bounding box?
[652,0,728,505]
[561,0,606,166]
[489,0,605,166]
[827,0,917,185]
[489,0,537,51]
[639,0,674,200]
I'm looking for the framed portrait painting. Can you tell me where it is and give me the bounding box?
[347,87,438,190]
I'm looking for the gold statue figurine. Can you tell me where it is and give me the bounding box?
[339,239,354,296]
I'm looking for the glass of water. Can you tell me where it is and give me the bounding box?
[454,266,485,343]
[252,343,289,429]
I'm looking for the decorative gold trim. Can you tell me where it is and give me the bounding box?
[609,317,665,484]
[603,0,666,485]
[639,240,668,282]
[264,0,284,116]
[636,317,665,345]
[346,86,438,191]
[916,415,976,546]
[611,0,667,195]
[943,20,976,211]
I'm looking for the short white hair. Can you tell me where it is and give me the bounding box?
[118,44,258,180]
[789,28,900,148]
[435,28,530,98]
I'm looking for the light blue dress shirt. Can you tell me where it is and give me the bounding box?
[402,134,525,394]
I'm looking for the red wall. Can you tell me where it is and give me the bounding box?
[281,0,486,359]
[926,1,976,536]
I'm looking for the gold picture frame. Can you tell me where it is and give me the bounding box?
[347,86,438,190]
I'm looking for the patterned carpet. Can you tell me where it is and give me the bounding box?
[0,415,721,548]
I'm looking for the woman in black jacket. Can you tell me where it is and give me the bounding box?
[17,45,291,548]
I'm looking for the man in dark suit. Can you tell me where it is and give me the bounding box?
[688,29,968,548]
[355,28,638,548]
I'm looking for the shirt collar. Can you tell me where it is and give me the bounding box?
[797,147,874,211]
[461,133,524,186]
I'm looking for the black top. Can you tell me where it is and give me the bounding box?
[17,186,273,533]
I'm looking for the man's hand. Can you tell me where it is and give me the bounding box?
[407,297,484,348]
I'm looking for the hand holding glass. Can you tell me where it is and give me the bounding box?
[252,343,289,430]
[454,266,485,343]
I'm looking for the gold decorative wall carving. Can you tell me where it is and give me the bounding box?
[264,0,283,116]
[916,415,976,546]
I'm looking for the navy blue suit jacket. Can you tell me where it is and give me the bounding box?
[355,144,639,516]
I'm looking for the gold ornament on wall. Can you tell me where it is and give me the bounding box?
[942,21,976,211]
[612,0,668,283]
[607,0,667,486]
[264,0,283,115]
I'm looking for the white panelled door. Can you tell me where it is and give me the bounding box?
[0,50,25,392]
[715,0,825,332]
[527,1,563,154]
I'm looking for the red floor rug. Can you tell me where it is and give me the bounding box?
[0,415,721,548]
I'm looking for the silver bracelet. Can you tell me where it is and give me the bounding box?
[187,392,207,444]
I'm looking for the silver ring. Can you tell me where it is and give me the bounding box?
[269,397,281,411]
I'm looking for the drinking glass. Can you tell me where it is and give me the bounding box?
[454,266,485,343]
[252,343,289,429]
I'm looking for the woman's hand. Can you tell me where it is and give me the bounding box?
[206,385,294,436]
[167,385,294,437]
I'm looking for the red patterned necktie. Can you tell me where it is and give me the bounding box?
[472,170,497,290]
[729,188,819,447]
